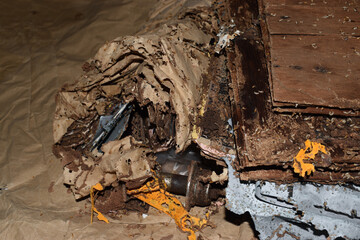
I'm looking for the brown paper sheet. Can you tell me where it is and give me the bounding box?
[0,0,254,239]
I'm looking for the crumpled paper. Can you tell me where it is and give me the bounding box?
[0,0,255,239]
[53,0,216,200]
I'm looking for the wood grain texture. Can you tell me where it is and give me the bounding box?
[265,0,359,8]
[266,6,360,35]
[223,0,360,183]
[263,0,360,110]
[271,35,360,109]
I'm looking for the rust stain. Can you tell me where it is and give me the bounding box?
[293,140,327,177]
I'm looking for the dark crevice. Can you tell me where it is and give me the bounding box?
[277,216,330,238]
[314,205,360,219]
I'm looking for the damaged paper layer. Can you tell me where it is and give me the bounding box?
[54,136,155,198]
[53,0,217,200]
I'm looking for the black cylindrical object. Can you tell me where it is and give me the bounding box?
[157,149,225,209]
[162,173,188,195]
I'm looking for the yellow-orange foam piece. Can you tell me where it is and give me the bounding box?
[90,183,109,224]
[127,178,208,240]
[293,140,327,177]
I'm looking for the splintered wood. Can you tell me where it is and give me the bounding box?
[261,0,360,116]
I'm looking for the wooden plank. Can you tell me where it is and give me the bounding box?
[265,5,360,36]
[241,169,360,185]
[221,0,360,184]
[265,0,359,8]
[273,106,360,117]
[270,35,360,109]
[261,0,360,110]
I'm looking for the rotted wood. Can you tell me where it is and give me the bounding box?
[223,0,272,170]
[223,0,360,184]
[273,105,360,117]
[199,55,235,149]
[240,169,360,185]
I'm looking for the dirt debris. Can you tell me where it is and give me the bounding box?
[199,55,234,148]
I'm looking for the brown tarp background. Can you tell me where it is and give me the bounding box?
[0,0,253,239]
